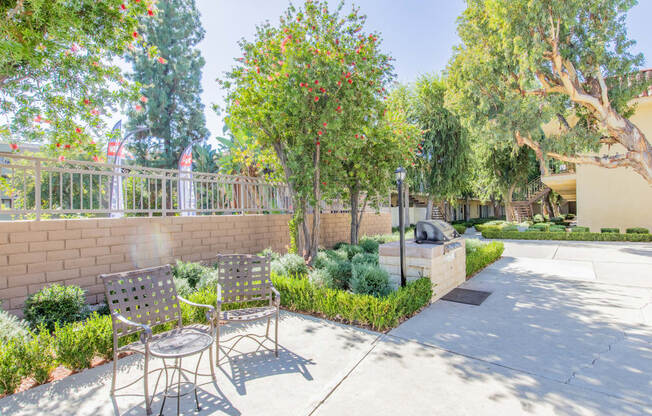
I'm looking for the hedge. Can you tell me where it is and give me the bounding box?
[626,227,650,234]
[482,230,652,242]
[272,274,432,331]
[452,224,467,235]
[601,228,619,233]
[466,241,504,277]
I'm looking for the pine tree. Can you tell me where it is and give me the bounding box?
[126,0,208,169]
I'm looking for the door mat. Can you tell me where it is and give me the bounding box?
[441,288,492,306]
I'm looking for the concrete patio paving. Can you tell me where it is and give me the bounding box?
[1,238,651,415]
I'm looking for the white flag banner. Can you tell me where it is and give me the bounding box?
[107,121,125,218]
[178,144,196,216]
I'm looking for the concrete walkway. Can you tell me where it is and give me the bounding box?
[2,239,651,415]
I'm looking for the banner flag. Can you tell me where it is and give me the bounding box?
[107,121,125,218]
[178,143,196,216]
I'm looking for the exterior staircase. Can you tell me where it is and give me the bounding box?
[511,177,551,222]
[431,205,445,221]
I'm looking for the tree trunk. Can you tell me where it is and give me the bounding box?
[503,184,517,222]
[349,183,367,245]
[425,196,434,221]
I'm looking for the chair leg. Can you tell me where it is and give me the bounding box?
[144,351,152,415]
[275,308,279,357]
[265,316,271,338]
[111,350,117,395]
[209,345,216,380]
[215,322,220,366]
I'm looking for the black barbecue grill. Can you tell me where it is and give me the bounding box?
[414,220,460,244]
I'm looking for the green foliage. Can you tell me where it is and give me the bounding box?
[1,0,156,151]
[174,277,193,297]
[258,248,281,261]
[23,284,87,332]
[288,214,299,255]
[571,226,590,233]
[502,225,519,232]
[402,75,471,202]
[551,216,566,224]
[271,254,309,278]
[350,264,392,297]
[482,230,652,242]
[196,269,220,292]
[0,340,23,396]
[529,223,550,231]
[533,214,545,224]
[308,268,331,287]
[351,252,379,266]
[53,321,95,371]
[601,228,620,233]
[323,259,353,290]
[626,227,649,234]
[466,241,504,277]
[359,237,380,254]
[83,313,114,361]
[565,213,576,220]
[453,224,467,235]
[550,225,567,232]
[127,0,208,169]
[18,326,55,385]
[0,308,30,344]
[172,260,209,288]
[447,0,650,183]
[271,274,432,331]
[337,244,365,260]
[222,0,418,259]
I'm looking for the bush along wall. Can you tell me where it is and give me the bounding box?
[465,241,504,277]
[482,230,652,242]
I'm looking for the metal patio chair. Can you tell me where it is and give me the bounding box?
[203,254,280,365]
[100,265,217,415]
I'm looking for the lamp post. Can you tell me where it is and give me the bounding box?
[395,166,407,287]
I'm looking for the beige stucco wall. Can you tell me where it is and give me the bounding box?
[0,212,391,315]
[576,98,652,232]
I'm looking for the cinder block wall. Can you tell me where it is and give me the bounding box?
[0,212,390,315]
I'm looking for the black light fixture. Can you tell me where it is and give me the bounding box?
[394,166,407,287]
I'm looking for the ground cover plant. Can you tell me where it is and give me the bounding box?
[465,239,504,277]
[482,230,652,242]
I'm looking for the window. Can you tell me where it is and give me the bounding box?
[1,198,12,209]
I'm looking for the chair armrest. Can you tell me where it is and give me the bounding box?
[216,283,222,307]
[178,295,217,323]
[112,312,153,343]
[270,284,281,307]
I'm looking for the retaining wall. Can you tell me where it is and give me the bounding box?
[0,212,390,315]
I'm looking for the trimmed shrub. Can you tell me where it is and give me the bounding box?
[626,227,649,234]
[174,277,193,297]
[0,340,23,395]
[466,241,504,277]
[271,253,309,277]
[482,230,652,242]
[529,223,550,232]
[0,307,30,344]
[19,326,55,384]
[551,216,565,224]
[308,268,330,287]
[313,251,332,269]
[337,244,364,260]
[550,225,567,232]
[324,259,353,290]
[350,264,392,298]
[172,260,208,288]
[53,321,95,371]
[351,252,379,265]
[359,237,380,254]
[257,248,281,261]
[502,225,519,232]
[601,228,619,234]
[272,274,432,331]
[24,284,87,332]
[196,268,220,291]
[453,224,467,235]
[83,313,114,360]
[565,213,576,220]
[332,241,348,250]
[571,226,590,233]
[533,214,545,223]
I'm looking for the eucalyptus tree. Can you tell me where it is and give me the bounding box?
[448,0,652,185]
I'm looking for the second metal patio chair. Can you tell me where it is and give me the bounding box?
[100,265,217,415]
[203,254,280,365]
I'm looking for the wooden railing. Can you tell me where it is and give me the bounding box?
[513,177,547,202]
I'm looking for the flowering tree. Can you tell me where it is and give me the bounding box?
[1,0,159,158]
[222,1,408,261]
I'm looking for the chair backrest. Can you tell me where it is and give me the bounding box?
[208,254,272,304]
[100,265,182,337]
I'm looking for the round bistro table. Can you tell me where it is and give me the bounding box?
[149,328,214,416]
